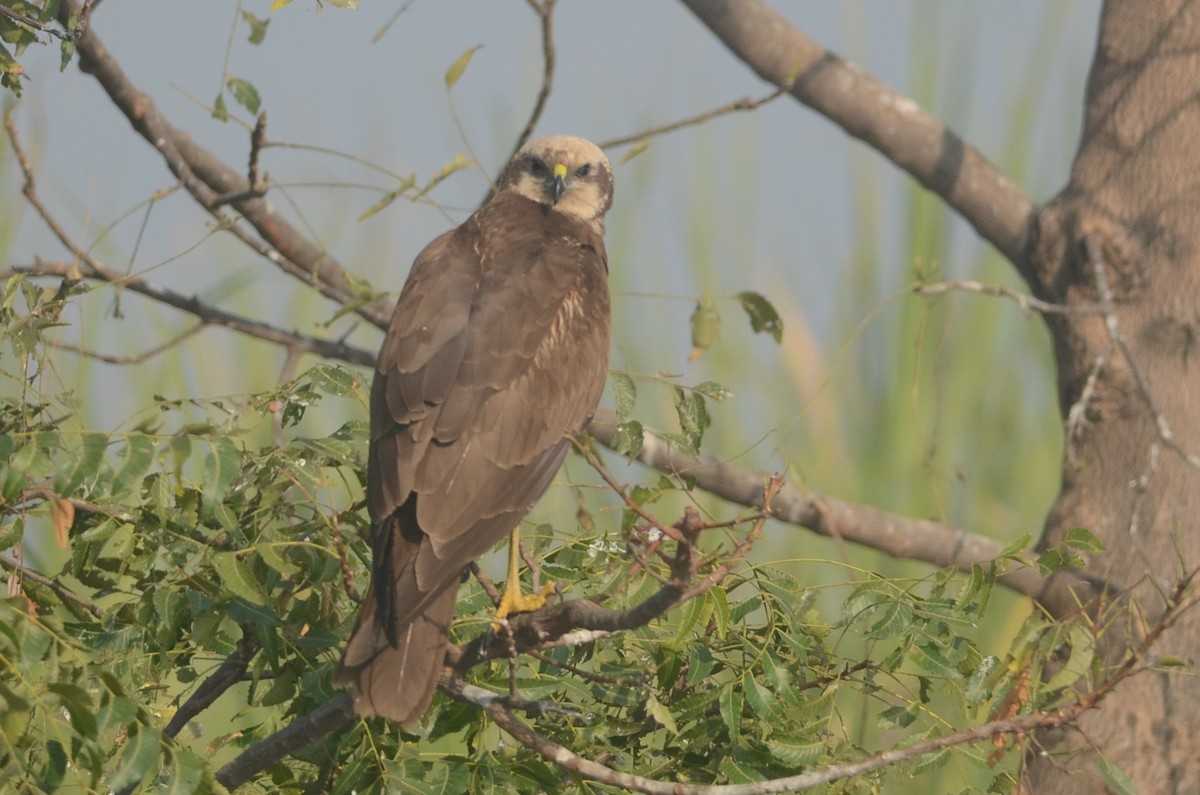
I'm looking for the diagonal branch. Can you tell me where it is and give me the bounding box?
[677,0,1037,281]
[585,409,1099,609]
[55,0,393,331]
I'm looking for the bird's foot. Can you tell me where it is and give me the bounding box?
[494,580,558,626]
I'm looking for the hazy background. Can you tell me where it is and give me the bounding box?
[4,0,1101,566]
[2,2,1106,787]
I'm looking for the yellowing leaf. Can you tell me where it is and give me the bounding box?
[50,498,73,549]
[445,45,482,89]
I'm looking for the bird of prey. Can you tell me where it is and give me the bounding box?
[334,135,614,726]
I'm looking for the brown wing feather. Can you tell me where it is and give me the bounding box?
[335,190,611,725]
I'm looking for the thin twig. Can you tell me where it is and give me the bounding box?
[598,86,788,150]
[0,553,103,618]
[914,278,1106,317]
[0,0,94,42]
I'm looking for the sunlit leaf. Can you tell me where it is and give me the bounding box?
[212,552,267,603]
[610,420,643,458]
[610,371,637,419]
[55,431,107,495]
[646,693,678,735]
[109,725,162,792]
[226,76,262,114]
[444,45,482,89]
[111,435,156,499]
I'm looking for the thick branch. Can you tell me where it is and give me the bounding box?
[678,0,1037,280]
[164,629,260,739]
[214,693,356,791]
[586,409,1076,604]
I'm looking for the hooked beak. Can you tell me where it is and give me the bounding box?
[549,162,568,205]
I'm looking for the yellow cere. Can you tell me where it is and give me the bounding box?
[553,163,568,179]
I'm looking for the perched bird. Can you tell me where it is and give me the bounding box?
[334,135,614,726]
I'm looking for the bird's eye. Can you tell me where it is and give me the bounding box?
[527,157,548,176]
[575,164,591,178]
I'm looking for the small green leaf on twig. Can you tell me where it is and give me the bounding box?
[445,45,483,89]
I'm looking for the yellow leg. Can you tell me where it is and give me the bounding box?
[495,527,556,620]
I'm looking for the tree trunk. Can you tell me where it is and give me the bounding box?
[1029,0,1200,791]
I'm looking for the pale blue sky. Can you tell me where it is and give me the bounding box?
[6,0,1097,458]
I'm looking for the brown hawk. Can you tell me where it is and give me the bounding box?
[333,135,614,726]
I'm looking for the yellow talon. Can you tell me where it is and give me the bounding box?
[494,527,557,624]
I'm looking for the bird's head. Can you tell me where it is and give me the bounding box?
[502,135,613,224]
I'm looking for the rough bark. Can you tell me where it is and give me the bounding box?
[1028,1,1200,791]
[681,0,1200,792]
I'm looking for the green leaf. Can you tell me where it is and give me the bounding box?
[689,298,721,361]
[865,599,914,640]
[610,420,643,458]
[965,655,998,705]
[212,92,229,122]
[256,542,300,577]
[736,291,783,343]
[998,532,1032,559]
[742,676,782,721]
[691,380,733,401]
[765,736,823,767]
[226,76,261,114]
[47,682,97,739]
[308,364,360,396]
[56,432,107,495]
[909,640,963,680]
[163,747,207,795]
[672,387,710,454]
[110,435,156,499]
[646,693,678,735]
[1097,755,1137,795]
[1044,623,1095,693]
[610,371,637,420]
[719,684,742,743]
[240,10,269,44]
[1061,526,1104,553]
[109,725,162,792]
[212,552,267,603]
[200,436,241,506]
[878,704,917,729]
[444,45,482,89]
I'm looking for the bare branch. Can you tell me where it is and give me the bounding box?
[214,693,357,791]
[164,628,260,739]
[914,278,1106,317]
[505,0,558,163]
[585,409,1097,607]
[55,0,393,331]
[7,261,374,368]
[599,86,787,151]
[0,552,103,619]
[678,0,1036,277]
